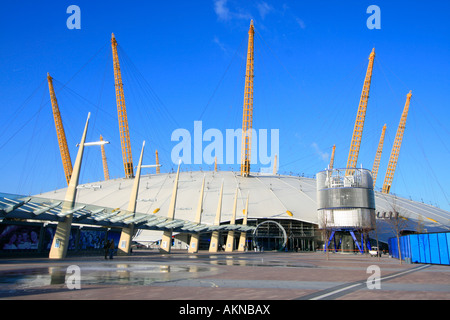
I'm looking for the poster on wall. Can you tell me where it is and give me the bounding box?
[0,224,40,250]
[42,226,77,251]
[79,229,106,250]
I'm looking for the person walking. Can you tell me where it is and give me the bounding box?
[108,239,115,259]
[104,240,111,259]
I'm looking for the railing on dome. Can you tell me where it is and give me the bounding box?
[317,168,374,190]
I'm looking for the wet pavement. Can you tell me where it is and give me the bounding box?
[0,250,448,300]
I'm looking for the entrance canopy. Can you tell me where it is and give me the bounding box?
[0,192,255,234]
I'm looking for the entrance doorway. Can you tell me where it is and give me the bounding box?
[252,220,287,251]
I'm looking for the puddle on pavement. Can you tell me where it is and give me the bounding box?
[0,264,220,288]
[0,256,316,291]
[208,258,316,268]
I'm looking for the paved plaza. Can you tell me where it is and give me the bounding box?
[0,250,448,301]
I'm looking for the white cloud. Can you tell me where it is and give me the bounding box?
[257,2,273,20]
[213,0,251,22]
[213,36,227,53]
[312,142,329,162]
[296,17,306,29]
[214,0,230,21]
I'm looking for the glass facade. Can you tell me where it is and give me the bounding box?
[200,218,319,252]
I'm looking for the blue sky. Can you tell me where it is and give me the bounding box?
[0,1,449,211]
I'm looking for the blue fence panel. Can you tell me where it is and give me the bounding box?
[409,234,421,263]
[389,237,398,259]
[418,234,424,262]
[389,232,450,265]
[438,233,449,265]
[429,233,440,264]
[401,235,411,260]
[405,237,411,258]
[399,236,405,259]
[424,234,431,263]
[418,234,428,263]
[447,233,450,259]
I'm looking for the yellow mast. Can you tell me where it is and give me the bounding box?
[273,154,278,175]
[155,149,160,174]
[111,33,134,178]
[47,73,73,185]
[240,20,255,177]
[100,135,110,181]
[346,48,376,175]
[329,145,336,170]
[382,91,412,194]
[371,124,386,187]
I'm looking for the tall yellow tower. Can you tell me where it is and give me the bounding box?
[382,91,412,194]
[371,124,386,187]
[100,135,110,181]
[329,145,336,170]
[47,73,73,185]
[240,20,255,177]
[346,48,376,175]
[111,33,134,178]
[155,149,160,174]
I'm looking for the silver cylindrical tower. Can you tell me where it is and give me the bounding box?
[316,168,376,230]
